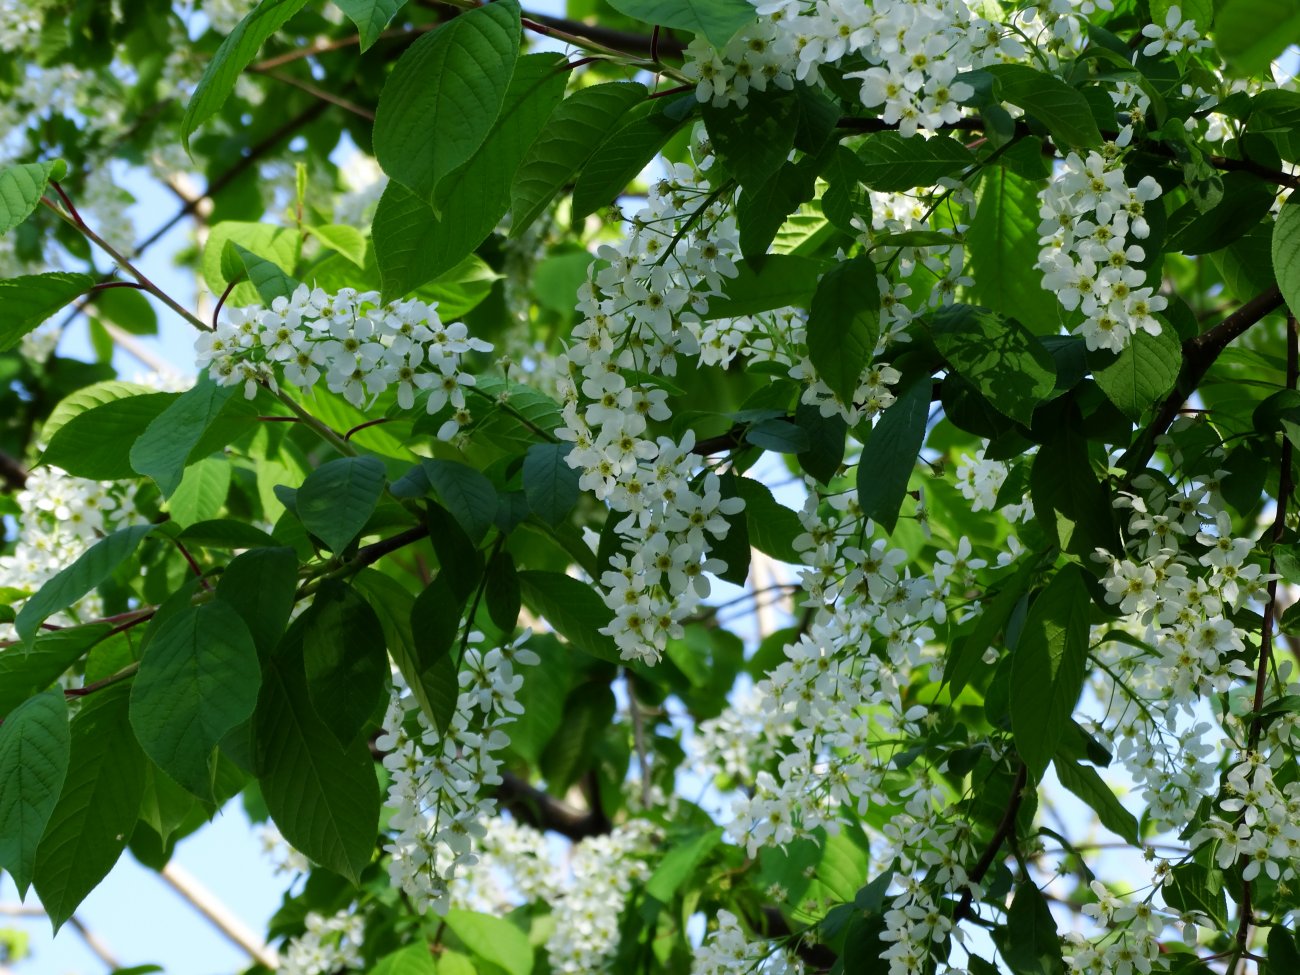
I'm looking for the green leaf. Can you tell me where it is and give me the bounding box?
[410,575,467,736]
[794,403,847,484]
[352,570,445,732]
[806,254,880,406]
[373,0,520,206]
[228,242,300,304]
[985,64,1102,149]
[1054,759,1138,844]
[510,81,648,236]
[297,456,387,553]
[41,380,156,443]
[930,307,1056,426]
[301,581,388,747]
[1030,420,1115,557]
[570,98,692,221]
[395,459,498,542]
[1216,0,1300,75]
[944,558,1036,697]
[371,944,436,975]
[216,547,299,659]
[42,392,175,480]
[0,160,64,236]
[129,602,261,798]
[1092,324,1181,420]
[33,684,146,932]
[130,375,241,498]
[703,87,799,191]
[735,478,802,563]
[0,272,95,351]
[203,222,301,307]
[856,375,929,533]
[1273,195,1300,319]
[1001,882,1065,975]
[254,620,380,884]
[443,909,534,975]
[856,133,975,191]
[517,570,619,663]
[703,255,822,320]
[604,0,755,46]
[965,169,1062,335]
[485,550,521,632]
[523,442,581,526]
[15,525,154,647]
[181,0,313,151]
[0,692,70,896]
[1265,925,1300,975]
[332,0,408,51]
[375,53,568,299]
[168,455,233,527]
[745,418,809,454]
[0,627,111,719]
[1010,565,1091,780]
[308,223,368,266]
[645,828,721,903]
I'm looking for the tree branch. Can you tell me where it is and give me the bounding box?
[0,450,28,491]
[494,771,609,840]
[953,762,1028,923]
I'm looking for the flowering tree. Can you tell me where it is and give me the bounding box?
[3,0,1300,972]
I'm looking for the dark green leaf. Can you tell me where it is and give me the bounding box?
[216,547,299,659]
[1010,565,1091,780]
[485,550,521,632]
[397,459,498,543]
[703,87,798,191]
[645,828,721,902]
[1002,882,1065,975]
[517,570,619,663]
[0,272,96,351]
[129,375,240,498]
[806,254,880,407]
[856,132,975,191]
[0,627,111,718]
[856,375,929,533]
[1029,420,1115,557]
[571,98,692,221]
[794,403,847,484]
[0,692,70,895]
[297,456,387,553]
[703,255,823,320]
[0,160,65,236]
[986,64,1102,149]
[523,442,581,526]
[33,685,146,931]
[373,0,520,206]
[42,392,175,480]
[333,0,407,51]
[745,418,810,454]
[511,81,648,236]
[604,0,755,46]
[1273,195,1300,319]
[15,525,154,647]
[229,242,300,304]
[410,575,466,736]
[930,307,1056,426]
[1216,0,1300,75]
[353,570,445,732]
[1092,324,1181,420]
[181,0,313,150]
[129,602,261,798]
[944,557,1036,697]
[1055,758,1138,843]
[735,478,802,563]
[301,581,388,747]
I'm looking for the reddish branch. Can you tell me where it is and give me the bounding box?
[953,762,1028,923]
[1235,315,1298,954]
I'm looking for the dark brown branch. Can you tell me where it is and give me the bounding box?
[1119,285,1285,475]
[525,11,685,57]
[0,450,28,491]
[953,762,1028,923]
[494,771,609,839]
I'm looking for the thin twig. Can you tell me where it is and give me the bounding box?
[251,69,377,121]
[954,762,1029,923]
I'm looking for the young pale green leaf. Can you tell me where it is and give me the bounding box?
[604,0,755,46]
[523,442,581,526]
[181,0,312,151]
[332,0,408,51]
[1001,882,1065,975]
[0,692,70,896]
[41,380,156,442]
[297,456,387,553]
[856,376,929,533]
[703,256,823,320]
[216,547,299,659]
[965,169,1063,335]
[930,307,1056,426]
[15,525,154,647]
[371,945,437,975]
[41,392,175,480]
[1010,565,1091,780]
[510,81,648,236]
[301,581,388,747]
[806,254,880,407]
[229,242,301,304]
[856,132,975,191]
[373,0,520,206]
[517,570,620,663]
[0,160,65,236]
[130,375,241,497]
[32,685,145,932]
[167,455,233,527]
[129,602,261,798]
[1055,759,1138,844]
[1092,324,1181,420]
[203,222,301,306]
[254,621,379,884]
[1216,0,1300,75]
[444,910,534,975]
[308,223,367,267]
[1273,196,1300,319]
[0,272,96,352]
[570,98,692,221]
[375,53,567,299]
[985,63,1102,149]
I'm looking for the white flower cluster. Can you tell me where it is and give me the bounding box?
[196,285,490,438]
[691,909,803,975]
[1139,5,1208,58]
[954,447,1033,523]
[256,823,312,877]
[280,909,364,975]
[1037,149,1166,353]
[377,633,537,916]
[1065,881,1183,975]
[683,0,1020,137]
[0,466,132,641]
[544,820,656,974]
[448,816,556,914]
